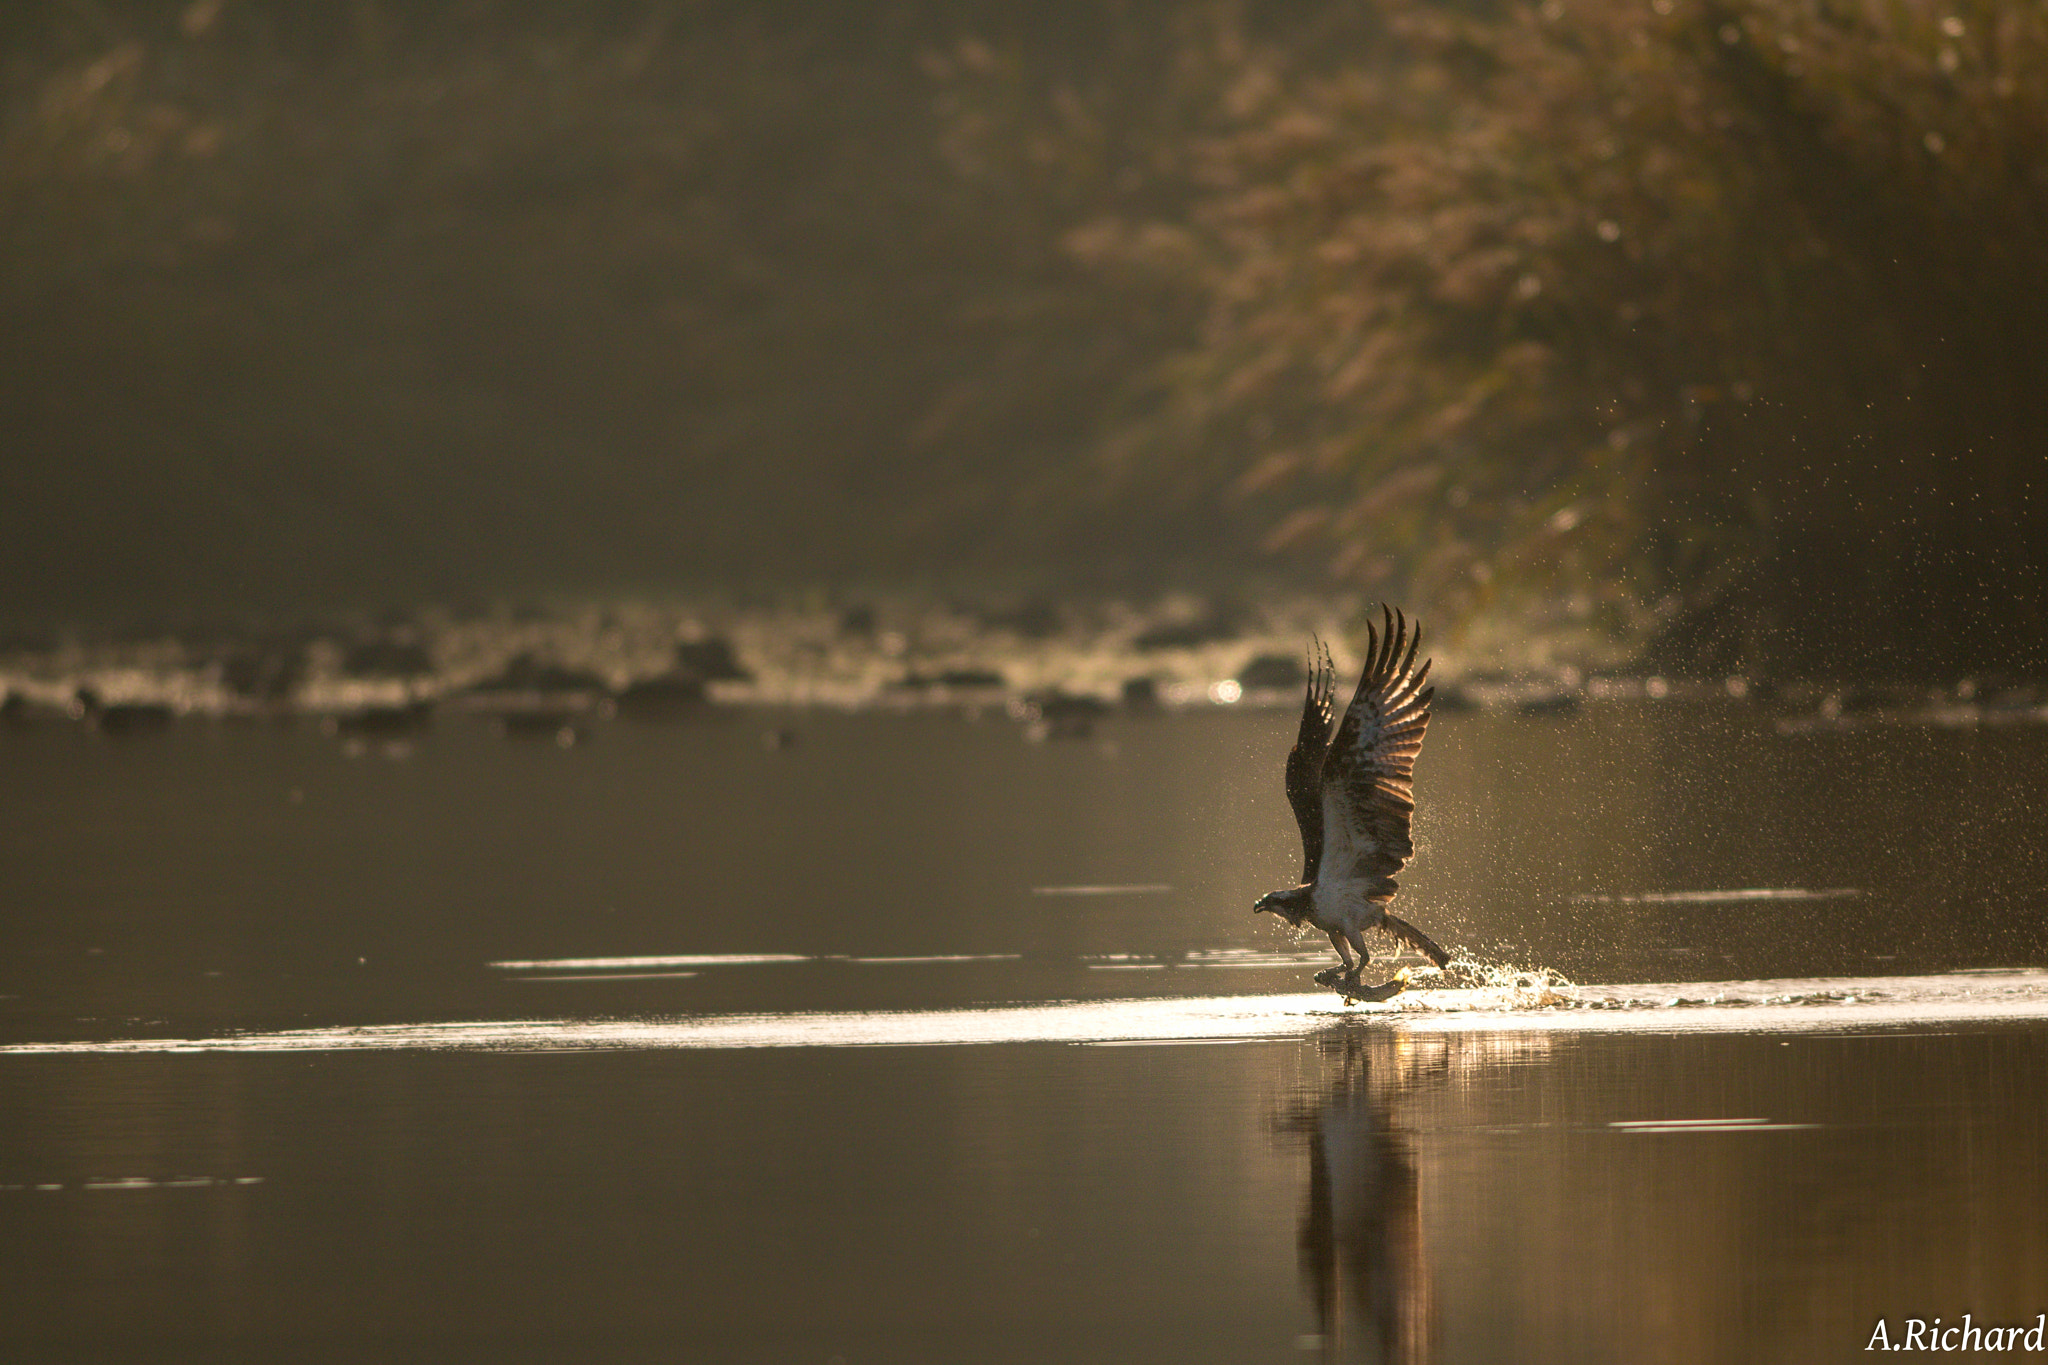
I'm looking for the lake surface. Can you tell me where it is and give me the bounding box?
[3,698,2046,1362]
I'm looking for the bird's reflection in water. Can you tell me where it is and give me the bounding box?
[1277,1028,1438,1364]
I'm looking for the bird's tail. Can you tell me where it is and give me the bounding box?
[1383,914,1450,968]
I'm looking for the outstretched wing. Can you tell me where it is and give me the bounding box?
[1284,638,1337,882]
[1316,607,1433,892]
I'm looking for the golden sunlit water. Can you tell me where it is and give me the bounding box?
[9,970,2048,1054]
[4,702,2046,1362]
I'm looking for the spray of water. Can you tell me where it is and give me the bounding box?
[1388,954,1578,1010]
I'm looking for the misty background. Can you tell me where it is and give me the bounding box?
[4,0,2044,679]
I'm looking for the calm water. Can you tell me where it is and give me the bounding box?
[3,702,2046,1362]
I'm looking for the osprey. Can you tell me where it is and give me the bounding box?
[1254,608,1450,997]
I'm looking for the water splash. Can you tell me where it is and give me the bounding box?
[1396,956,1577,1010]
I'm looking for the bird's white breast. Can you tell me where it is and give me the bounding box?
[1309,880,1381,932]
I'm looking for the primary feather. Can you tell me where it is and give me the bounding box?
[1285,637,1337,883]
[1317,607,1433,892]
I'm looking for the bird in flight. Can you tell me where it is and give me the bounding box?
[1254,608,1450,1000]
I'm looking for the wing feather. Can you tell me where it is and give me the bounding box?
[1284,637,1336,882]
[1318,607,1435,891]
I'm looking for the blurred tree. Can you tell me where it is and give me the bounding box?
[6,0,2045,679]
[949,0,2048,676]
[0,0,1240,625]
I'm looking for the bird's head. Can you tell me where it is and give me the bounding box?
[1253,885,1312,926]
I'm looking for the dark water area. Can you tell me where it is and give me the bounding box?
[4,699,2047,1361]
[6,1030,2047,1363]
